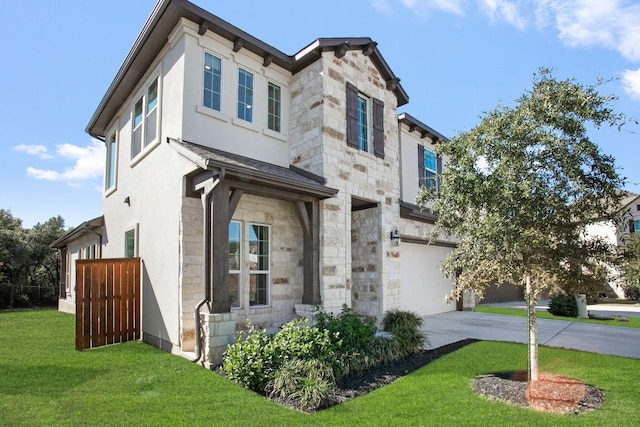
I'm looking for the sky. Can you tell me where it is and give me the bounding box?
[1,0,638,229]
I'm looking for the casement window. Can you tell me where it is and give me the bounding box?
[227,222,270,308]
[228,221,241,308]
[346,82,384,158]
[418,145,442,191]
[131,76,160,158]
[125,229,136,258]
[267,82,281,132]
[105,130,118,191]
[237,68,254,122]
[203,52,222,111]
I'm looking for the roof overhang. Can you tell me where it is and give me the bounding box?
[398,112,449,143]
[86,0,409,138]
[50,216,104,249]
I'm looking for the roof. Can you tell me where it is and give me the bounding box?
[398,113,449,143]
[50,216,104,249]
[86,0,409,138]
[168,138,338,199]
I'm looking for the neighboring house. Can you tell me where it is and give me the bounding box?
[585,192,640,298]
[54,0,467,364]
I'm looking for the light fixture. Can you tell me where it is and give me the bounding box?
[124,196,130,206]
[390,227,401,247]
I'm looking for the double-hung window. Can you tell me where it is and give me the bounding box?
[131,76,159,158]
[203,52,222,111]
[346,82,385,158]
[267,82,281,132]
[423,148,437,190]
[105,130,118,191]
[237,68,254,122]
[249,224,269,306]
[228,221,241,307]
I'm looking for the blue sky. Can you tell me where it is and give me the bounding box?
[1,0,638,228]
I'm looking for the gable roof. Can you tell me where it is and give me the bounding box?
[50,216,104,249]
[86,0,409,139]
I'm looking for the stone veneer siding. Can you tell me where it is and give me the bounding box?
[290,50,401,320]
[351,207,382,317]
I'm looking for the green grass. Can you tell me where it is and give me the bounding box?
[1,309,639,426]
[476,306,640,329]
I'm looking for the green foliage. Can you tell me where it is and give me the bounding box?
[417,69,628,303]
[620,233,640,300]
[270,318,339,364]
[548,294,578,318]
[622,283,640,300]
[365,334,403,364]
[268,358,336,411]
[382,310,427,354]
[314,305,377,353]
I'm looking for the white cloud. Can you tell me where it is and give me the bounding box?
[536,0,640,61]
[14,144,53,159]
[622,68,640,99]
[374,0,464,16]
[371,0,395,15]
[26,139,105,186]
[481,0,527,30]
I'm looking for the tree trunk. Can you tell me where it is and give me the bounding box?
[526,275,539,382]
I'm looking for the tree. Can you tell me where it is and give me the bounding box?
[418,69,630,382]
[620,233,640,300]
[0,209,29,307]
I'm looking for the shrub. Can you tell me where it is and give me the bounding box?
[270,318,339,365]
[222,324,276,393]
[366,334,402,365]
[314,305,377,353]
[382,310,427,355]
[268,358,336,411]
[548,294,578,317]
[622,283,640,301]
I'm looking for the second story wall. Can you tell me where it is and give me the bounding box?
[399,123,440,206]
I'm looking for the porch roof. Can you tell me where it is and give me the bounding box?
[168,138,338,200]
[50,216,104,249]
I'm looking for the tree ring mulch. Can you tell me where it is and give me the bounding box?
[472,371,604,414]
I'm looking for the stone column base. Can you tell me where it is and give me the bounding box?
[295,304,317,325]
[201,312,236,366]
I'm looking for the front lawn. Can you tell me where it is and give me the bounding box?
[1,310,639,426]
[476,305,640,329]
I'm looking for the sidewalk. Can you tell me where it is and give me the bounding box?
[422,310,640,359]
[482,298,640,319]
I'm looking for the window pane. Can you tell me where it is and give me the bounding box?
[106,132,117,189]
[125,230,135,258]
[267,82,281,132]
[147,79,158,113]
[357,96,368,151]
[203,53,222,111]
[229,222,241,271]
[249,274,267,306]
[635,220,640,233]
[229,273,240,307]
[133,97,143,128]
[249,224,268,271]
[424,149,437,172]
[237,69,253,122]
[144,109,157,147]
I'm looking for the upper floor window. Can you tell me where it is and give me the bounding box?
[237,68,254,122]
[346,82,384,158]
[418,145,441,191]
[267,82,281,132]
[131,76,160,158]
[203,52,222,111]
[105,130,118,191]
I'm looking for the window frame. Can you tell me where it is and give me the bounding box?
[423,147,437,190]
[124,227,137,258]
[248,223,270,307]
[228,221,241,308]
[130,75,161,160]
[203,51,222,112]
[267,81,281,133]
[357,94,369,152]
[105,129,118,193]
[346,82,384,158]
[237,68,254,123]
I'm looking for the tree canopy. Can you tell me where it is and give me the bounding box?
[418,68,629,302]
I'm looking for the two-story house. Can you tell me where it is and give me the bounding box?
[53,0,466,364]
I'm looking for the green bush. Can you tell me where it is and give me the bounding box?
[382,310,427,355]
[622,283,640,301]
[548,294,578,317]
[268,358,336,411]
[270,318,339,365]
[314,305,377,353]
[222,324,276,393]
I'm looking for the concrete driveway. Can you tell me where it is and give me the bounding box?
[423,310,640,359]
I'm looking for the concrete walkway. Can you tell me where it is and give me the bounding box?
[422,310,640,359]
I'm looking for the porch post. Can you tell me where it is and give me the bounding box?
[211,181,230,313]
[296,200,321,305]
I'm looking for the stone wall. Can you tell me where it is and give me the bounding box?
[351,207,381,317]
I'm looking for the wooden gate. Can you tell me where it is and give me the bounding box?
[75,258,141,350]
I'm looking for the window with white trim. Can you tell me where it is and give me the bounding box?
[423,147,437,190]
[131,76,159,158]
[249,224,269,306]
[357,95,369,151]
[203,52,222,111]
[105,130,118,191]
[267,82,281,132]
[228,221,241,307]
[237,68,253,122]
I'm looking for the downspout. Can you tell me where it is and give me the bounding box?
[192,169,224,363]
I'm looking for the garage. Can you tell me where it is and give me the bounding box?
[399,242,456,317]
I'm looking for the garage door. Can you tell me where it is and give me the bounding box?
[400,243,456,317]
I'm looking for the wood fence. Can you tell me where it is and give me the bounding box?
[75,258,141,350]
